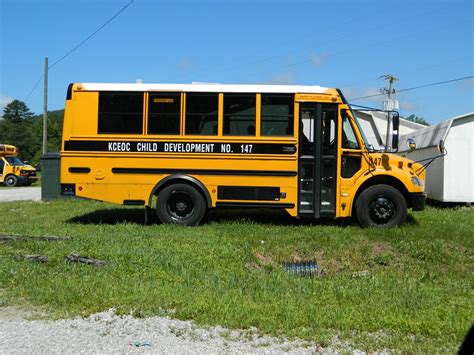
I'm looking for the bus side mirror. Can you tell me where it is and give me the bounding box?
[407,138,416,151]
[391,112,400,151]
[392,112,399,131]
[438,139,445,154]
[392,134,399,151]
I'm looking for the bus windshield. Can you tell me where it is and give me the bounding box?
[347,108,371,150]
[5,157,26,166]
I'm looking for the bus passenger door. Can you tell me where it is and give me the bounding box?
[298,103,338,218]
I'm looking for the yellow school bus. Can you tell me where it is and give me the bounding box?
[60,83,426,227]
[0,144,38,186]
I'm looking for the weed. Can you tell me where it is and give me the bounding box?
[0,199,472,352]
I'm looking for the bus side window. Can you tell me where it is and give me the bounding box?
[300,109,314,155]
[322,109,336,156]
[261,94,294,136]
[98,92,143,134]
[0,159,4,175]
[148,93,181,135]
[185,93,218,135]
[342,114,360,149]
[223,94,256,136]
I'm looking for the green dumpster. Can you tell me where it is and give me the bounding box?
[41,152,61,200]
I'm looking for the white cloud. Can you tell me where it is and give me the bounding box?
[261,71,296,85]
[343,87,383,104]
[0,94,13,117]
[399,100,417,110]
[344,87,418,112]
[176,58,194,70]
[361,87,382,98]
[310,52,327,66]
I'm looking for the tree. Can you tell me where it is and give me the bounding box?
[31,109,64,165]
[2,99,34,122]
[0,100,40,161]
[405,114,430,126]
[0,100,64,164]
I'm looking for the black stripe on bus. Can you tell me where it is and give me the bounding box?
[63,140,297,155]
[68,167,91,173]
[111,168,297,177]
[217,186,280,201]
[123,200,145,206]
[215,202,294,208]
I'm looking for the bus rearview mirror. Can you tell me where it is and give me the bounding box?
[391,112,400,151]
[392,112,400,131]
[392,134,399,151]
[438,139,445,154]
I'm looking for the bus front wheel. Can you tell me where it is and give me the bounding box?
[4,175,18,187]
[156,183,206,226]
[355,184,407,227]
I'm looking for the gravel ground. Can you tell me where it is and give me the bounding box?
[0,187,41,202]
[0,307,348,354]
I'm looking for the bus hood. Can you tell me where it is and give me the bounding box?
[369,153,426,180]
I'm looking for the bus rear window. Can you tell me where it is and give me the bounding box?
[98,92,143,134]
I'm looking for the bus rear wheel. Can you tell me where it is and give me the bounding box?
[156,183,206,226]
[4,175,18,187]
[355,184,407,227]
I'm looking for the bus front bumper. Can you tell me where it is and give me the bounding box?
[411,193,427,211]
[18,176,38,185]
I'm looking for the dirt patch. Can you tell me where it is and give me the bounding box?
[0,305,49,321]
[370,241,396,257]
[249,241,400,276]
[255,252,273,264]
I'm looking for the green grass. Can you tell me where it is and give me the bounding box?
[0,199,472,352]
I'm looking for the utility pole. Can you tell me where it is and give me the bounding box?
[380,74,397,152]
[43,57,48,155]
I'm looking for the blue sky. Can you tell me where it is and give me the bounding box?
[1,0,473,123]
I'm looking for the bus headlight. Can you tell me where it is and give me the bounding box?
[411,176,423,186]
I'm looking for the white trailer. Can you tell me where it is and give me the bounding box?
[398,113,474,203]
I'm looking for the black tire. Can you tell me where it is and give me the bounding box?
[355,184,407,227]
[4,175,18,187]
[156,183,206,226]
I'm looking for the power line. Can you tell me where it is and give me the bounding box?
[348,75,474,101]
[23,74,44,103]
[193,3,452,81]
[220,17,473,84]
[49,0,134,69]
[23,0,134,103]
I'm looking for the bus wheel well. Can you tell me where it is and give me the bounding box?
[353,175,411,212]
[149,175,212,208]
